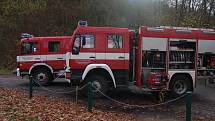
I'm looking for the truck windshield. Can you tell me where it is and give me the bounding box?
[21,42,38,55]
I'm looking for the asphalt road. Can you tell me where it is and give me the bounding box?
[1,75,215,121]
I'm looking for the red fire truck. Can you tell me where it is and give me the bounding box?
[64,22,215,97]
[17,35,71,85]
[17,21,215,97]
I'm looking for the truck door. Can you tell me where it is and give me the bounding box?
[19,41,41,71]
[70,34,96,69]
[46,40,64,70]
[105,34,127,85]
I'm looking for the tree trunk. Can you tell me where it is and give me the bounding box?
[188,0,192,12]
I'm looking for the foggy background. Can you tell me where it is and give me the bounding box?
[0,0,214,70]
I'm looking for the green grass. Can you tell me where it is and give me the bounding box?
[0,68,11,75]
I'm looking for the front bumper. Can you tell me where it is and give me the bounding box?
[16,68,28,76]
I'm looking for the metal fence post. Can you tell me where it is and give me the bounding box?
[29,76,33,99]
[75,86,78,104]
[186,91,192,121]
[87,81,93,112]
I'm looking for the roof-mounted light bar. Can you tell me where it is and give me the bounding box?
[78,20,88,27]
[21,33,33,39]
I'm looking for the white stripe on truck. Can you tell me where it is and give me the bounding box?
[17,53,129,62]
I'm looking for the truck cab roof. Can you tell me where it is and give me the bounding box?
[21,36,72,42]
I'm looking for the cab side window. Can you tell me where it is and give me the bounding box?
[107,35,123,49]
[48,41,60,52]
[82,34,94,49]
[73,34,95,49]
[21,42,38,54]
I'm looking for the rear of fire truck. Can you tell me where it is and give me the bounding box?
[136,27,197,97]
[137,26,215,97]
[197,30,215,84]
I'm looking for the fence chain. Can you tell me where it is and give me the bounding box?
[31,71,87,94]
[93,86,186,109]
[33,79,88,94]
[31,71,186,109]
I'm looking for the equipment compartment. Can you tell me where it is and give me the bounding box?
[141,50,167,89]
[197,40,215,77]
[142,50,166,69]
[169,40,196,69]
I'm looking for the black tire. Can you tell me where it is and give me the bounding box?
[81,75,108,98]
[31,68,52,86]
[170,75,192,97]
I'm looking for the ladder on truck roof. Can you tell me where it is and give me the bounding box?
[143,26,215,34]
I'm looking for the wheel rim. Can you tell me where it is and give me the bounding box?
[173,80,187,95]
[92,80,102,92]
[37,73,47,82]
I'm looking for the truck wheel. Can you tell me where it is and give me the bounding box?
[170,75,191,97]
[82,75,108,98]
[32,68,52,86]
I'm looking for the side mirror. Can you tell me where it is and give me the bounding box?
[82,36,86,46]
[72,46,80,55]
